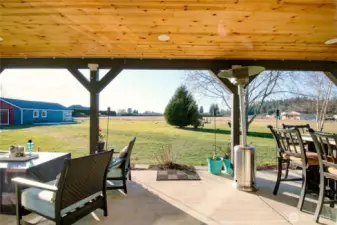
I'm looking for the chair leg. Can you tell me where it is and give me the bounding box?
[298,171,308,211]
[284,161,290,179]
[273,158,282,196]
[128,170,132,181]
[15,184,22,225]
[123,178,127,194]
[103,198,108,217]
[55,218,62,225]
[329,179,335,208]
[314,176,326,222]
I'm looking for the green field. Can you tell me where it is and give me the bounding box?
[0,117,336,166]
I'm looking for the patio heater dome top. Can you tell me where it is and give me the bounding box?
[218,66,265,85]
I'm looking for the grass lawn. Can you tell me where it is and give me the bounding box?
[0,117,336,166]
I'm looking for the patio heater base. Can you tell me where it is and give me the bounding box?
[233,145,258,192]
[233,183,258,192]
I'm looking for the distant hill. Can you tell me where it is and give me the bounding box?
[68,105,90,110]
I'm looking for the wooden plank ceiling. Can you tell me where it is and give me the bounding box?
[0,0,337,60]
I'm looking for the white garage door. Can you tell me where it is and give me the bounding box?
[63,111,72,121]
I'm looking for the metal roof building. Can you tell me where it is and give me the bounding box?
[0,98,72,125]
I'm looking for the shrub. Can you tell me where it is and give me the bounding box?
[155,144,178,168]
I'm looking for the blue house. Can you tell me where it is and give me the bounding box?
[0,97,73,125]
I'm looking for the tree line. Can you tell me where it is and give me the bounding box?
[258,97,337,115]
[72,108,162,117]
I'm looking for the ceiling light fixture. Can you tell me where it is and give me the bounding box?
[325,38,337,45]
[158,34,170,41]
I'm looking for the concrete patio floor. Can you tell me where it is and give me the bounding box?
[1,170,336,225]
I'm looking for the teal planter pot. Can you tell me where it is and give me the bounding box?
[207,157,223,175]
[223,159,233,175]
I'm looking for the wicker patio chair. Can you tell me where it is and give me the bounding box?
[309,129,337,223]
[268,125,319,210]
[107,137,136,194]
[12,150,113,225]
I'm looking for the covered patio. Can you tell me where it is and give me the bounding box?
[1,169,336,225]
[0,0,337,224]
[0,0,337,156]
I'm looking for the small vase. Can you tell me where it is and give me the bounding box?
[27,142,34,155]
[97,141,105,152]
[207,157,223,175]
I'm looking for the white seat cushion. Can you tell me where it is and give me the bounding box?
[21,180,56,218]
[21,180,102,219]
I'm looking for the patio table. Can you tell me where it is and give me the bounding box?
[301,134,336,145]
[301,134,336,152]
[0,152,70,214]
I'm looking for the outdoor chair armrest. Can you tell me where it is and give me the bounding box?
[12,177,58,192]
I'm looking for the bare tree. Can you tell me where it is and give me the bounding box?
[244,71,284,131]
[288,71,337,131]
[185,70,286,132]
[313,72,334,131]
[185,70,231,109]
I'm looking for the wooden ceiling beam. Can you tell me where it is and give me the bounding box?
[1,58,336,73]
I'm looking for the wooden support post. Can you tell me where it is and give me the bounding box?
[89,64,99,154]
[210,69,240,163]
[67,68,90,91]
[97,67,123,93]
[324,71,337,86]
[68,65,122,154]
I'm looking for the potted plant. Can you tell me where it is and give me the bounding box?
[207,107,223,175]
[223,143,233,175]
[97,128,105,152]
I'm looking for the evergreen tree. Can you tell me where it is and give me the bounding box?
[164,86,201,128]
[199,106,204,114]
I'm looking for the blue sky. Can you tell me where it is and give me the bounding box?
[0,69,223,113]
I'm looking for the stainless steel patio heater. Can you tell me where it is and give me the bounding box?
[218,65,265,192]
